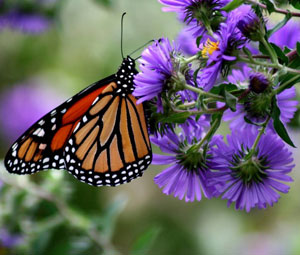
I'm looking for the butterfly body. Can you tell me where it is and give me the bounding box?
[5,57,152,186]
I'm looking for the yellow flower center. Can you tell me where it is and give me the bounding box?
[201,39,219,58]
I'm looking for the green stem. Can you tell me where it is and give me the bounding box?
[248,116,271,157]
[189,106,227,115]
[260,36,278,65]
[272,74,300,96]
[245,0,300,18]
[285,67,300,75]
[183,55,199,65]
[182,55,208,67]
[238,57,300,75]
[177,101,196,110]
[238,56,278,69]
[196,116,221,150]
[206,24,214,37]
[184,84,225,101]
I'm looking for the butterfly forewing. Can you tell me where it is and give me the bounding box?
[5,57,152,187]
[4,75,115,175]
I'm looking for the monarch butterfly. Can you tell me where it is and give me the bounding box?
[4,55,152,186]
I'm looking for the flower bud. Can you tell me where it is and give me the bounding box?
[237,11,265,41]
[249,73,270,94]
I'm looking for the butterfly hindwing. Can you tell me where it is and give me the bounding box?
[64,59,152,186]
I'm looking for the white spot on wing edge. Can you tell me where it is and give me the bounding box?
[92,97,99,105]
[12,143,18,150]
[33,128,41,135]
[73,122,80,133]
[43,158,50,163]
[66,155,70,163]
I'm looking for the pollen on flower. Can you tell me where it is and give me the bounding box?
[201,39,219,57]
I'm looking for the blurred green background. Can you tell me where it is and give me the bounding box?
[0,0,300,254]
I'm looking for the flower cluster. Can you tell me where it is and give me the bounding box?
[134,1,299,212]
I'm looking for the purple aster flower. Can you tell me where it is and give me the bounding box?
[0,1,53,34]
[0,228,23,248]
[151,118,219,202]
[222,71,298,133]
[159,0,229,37]
[208,130,294,212]
[269,20,300,49]
[8,11,51,34]
[133,38,180,111]
[176,27,199,56]
[180,115,210,143]
[227,64,251,87]
[0,82,64,144]
[199,6,247,91]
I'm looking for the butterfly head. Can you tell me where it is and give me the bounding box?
[121,56,136,69]
[115,56,138,94]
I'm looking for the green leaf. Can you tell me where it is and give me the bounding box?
[224,90,237,112]
[259,41,287,63]
[271,97,296,147]
[193,66,201,87]
[278,73,300,92]
[297,42,300,56]
[270,43,289,64]
[243,47,253,59]
[243,116,263,126]
[195,94,205,110]
[221,0,243,12]
[278,53,300,88]
[131,226,161,255]
[210,83,238,95]
[259,41,268,55]
[160,112,191,124]
[196,36,203,48]
[206,113,222,142]
[261,0,275,13]
[267,12,291,38]
[291,0,300,9]
[283,46,292,54]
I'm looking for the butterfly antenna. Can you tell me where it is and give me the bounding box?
[121,12,126,59]
[134,56,142,61]
[129,40,154,57]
